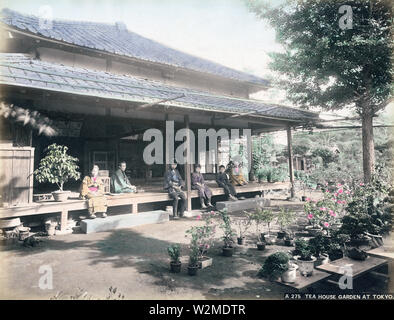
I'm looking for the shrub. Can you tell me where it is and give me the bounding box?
[258,252,290,280]
[34,144,80,191]
[294,239,313,261]
[167,244,181,264]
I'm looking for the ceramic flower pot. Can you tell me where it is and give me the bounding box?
[277,231,286,239]
[294,256,317,277]
[264,234,276,245]
[198,256,213,269]
[237,237,245,245]
[187,265,199,276]
[170,261,182,273]
[284,238,294,247]
[52,190,71,202]
[281,264,298,283]
[222,247,234,257]
[256,242,266,251]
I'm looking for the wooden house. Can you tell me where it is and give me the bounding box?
[0,9,319,229]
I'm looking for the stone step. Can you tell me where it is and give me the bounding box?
[215,197,271,213]
[80,210,169,234]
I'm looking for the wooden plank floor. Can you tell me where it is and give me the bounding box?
[0,181,291,219]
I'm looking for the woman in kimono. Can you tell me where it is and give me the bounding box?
[191,164,212,209]
[227,161,248,186]
[80,164,108,219]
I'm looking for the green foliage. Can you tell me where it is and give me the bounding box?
[236,211,253,238]
[340,175,392,238]
[34,143,80,191]
[277,208,296,231]
[247,0,393,115]
[186,212,216,262]
[218,209,236,248]
[294,239,313,261]
[167,244,181,263]
[258,252,290,279]
[311,147,337,167]
[309,235,331,257]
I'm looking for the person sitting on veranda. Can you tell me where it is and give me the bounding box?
[80,164,108,219]
[191,164,213,209]
[164,159,186,219]
[227,160,248,186]
[111,161,137,193]
[216,165,238,201]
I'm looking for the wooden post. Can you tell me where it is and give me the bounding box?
[184,115,192,211]
[286,126,295,198]
[60,209,68,231]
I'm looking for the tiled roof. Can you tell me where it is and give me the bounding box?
[0,53,319,122]
[1,8,269,86]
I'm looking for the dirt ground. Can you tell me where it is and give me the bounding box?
[0,194,390,300]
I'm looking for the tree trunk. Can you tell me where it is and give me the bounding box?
[361,112,375,183]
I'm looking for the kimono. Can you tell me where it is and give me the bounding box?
[111,169,136,193]
[80,176,108,215]
[216,172,237,197]
[191,172,212,201]
[228,166,248,186]
[164,169,186,217]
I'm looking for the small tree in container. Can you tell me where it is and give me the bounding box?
[34,144,80,201]
[167,244,182,273]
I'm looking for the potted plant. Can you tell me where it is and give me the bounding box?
[284,231,295,247]
[258,252,298,283]
[236,211,253,245]
[276,208,296,239]
[260,209,276,245]
[187,232,200,276]
[251,207,266,250]
[186,212,215,269]
[218,209,236,257]
[34,144,81,202]
[293,239,316,277]
[308,235,330,267]
[167,244,182,273]
[339,182,389,260]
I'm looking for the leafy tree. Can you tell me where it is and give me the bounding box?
[34,143,80,191]
[247,0,393,183]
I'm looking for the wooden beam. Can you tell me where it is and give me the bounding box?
[184,115,192,211]
[136,94,185,110]
[287,126,295,198]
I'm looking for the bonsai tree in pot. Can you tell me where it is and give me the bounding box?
[218,209,236,257]
[236,211,253,245]
[293,239,316,277]
[34,144,80,202]
[260,209,276,245]
[187,232,200,276]
[308,235,330,267]
[167,244,182,273]
[258,252,298,283]
[251,207,266,250]
[339,181,391,260]
[276,208,296,239]
[186,212,216,269]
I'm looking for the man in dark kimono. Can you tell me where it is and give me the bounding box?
[164,159,186,218]
[216,165,238,201]
[191,164,212,209]
[111,161,137,193]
